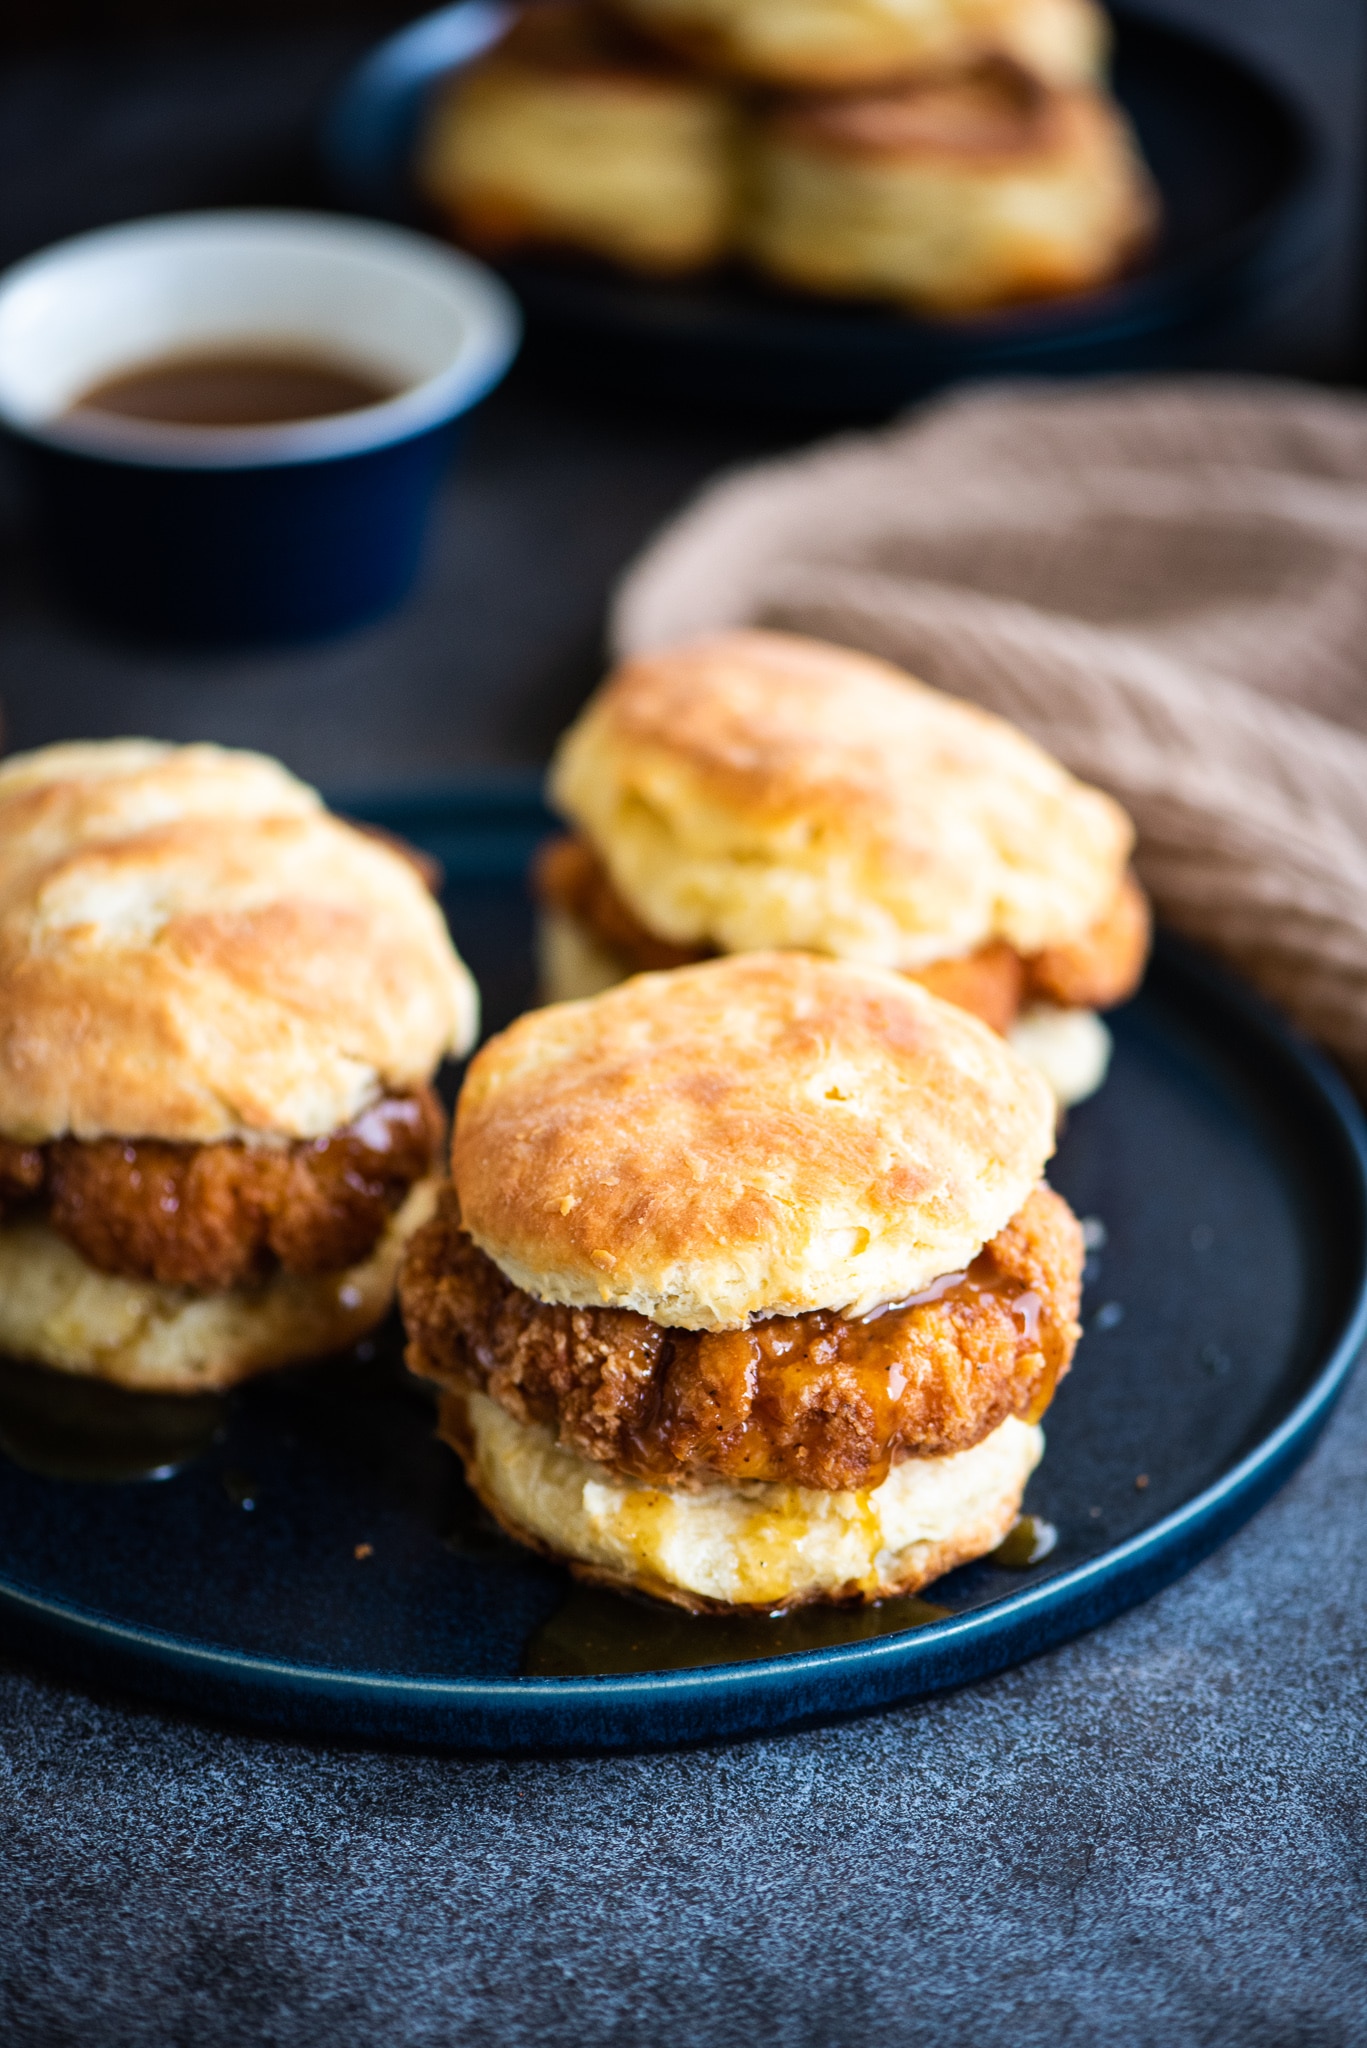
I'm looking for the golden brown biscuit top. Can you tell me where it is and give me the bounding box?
[453,950,1056,1330]
[551,629,1134,971]
[0,740,477,1144]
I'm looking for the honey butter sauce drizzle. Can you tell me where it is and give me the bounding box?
[859,1251,1044,1399]
[523,1508,1062,1678]
[523,1515,1060,1675]
[524,1583,955,1677]
[617,1244,1053,1488]
[524,1258,1059,1675]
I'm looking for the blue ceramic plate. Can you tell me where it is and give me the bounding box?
[320,5,1322,412]
[0,782,1364,1753]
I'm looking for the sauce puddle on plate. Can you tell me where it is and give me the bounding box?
[0,1352,226,1482]
[524,1583,953,1677]
[524,1510,1062,1675]
[986,1513,1059,1568]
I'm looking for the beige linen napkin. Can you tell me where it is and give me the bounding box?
[612,376,1367,1089]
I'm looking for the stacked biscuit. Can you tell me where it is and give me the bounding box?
[0,742,476,1390]
[416,0,1157,314]
[537,630,1149,1107]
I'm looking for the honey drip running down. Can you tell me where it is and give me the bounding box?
[521,1513,1061,1676]
[858,1252,1043,1395]
[67,348,399,429]
[613,1244,1050,1486]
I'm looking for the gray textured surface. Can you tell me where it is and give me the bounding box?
[2,1359,1365,2046]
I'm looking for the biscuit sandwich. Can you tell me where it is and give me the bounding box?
[536,629,1149,1107]
[402,950,1083,1612]
[0,740,477,1392]
[610,0,1109,92]
[417,0,739,277]
[741,57,1155,314]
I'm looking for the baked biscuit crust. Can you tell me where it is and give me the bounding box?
[417,0,738,275]
[0,739,476,1145]
[534,832,708,974]
[0,1178,440,1393]
[741,58,1164,315]
[453,950,1057,1328]
[534,832,1149,1025]
[444,1390,1043,1611]
[551,630,1135,973]
[744,63,1156,313]
[405,1180,1082,1490]
[610,0,1107,91]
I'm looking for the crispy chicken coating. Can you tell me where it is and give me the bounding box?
[403,1181,1083,1492]
[1027,868,1151,1010]
[0,1090,444,1291]
[908,941,1026,1036]
[0,1137,45,1209]
[533,831,1147,1027]
[534,832,707,973]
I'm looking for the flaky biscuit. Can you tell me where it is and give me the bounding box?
[0,1177,438,1393]
[743,66,1156,313]
[612,0,1107,91]
[0,739,477,1144]
[551,629,1134,972]
[449,1389,1041,1611]
[453,950,1056,1330]
[417,0,738,275]
[536,905,1115,1105]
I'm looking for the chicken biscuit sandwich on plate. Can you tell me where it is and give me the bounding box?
[0,740,477,1392]
[402,950,1084,1613]
[536,628,1149,1107]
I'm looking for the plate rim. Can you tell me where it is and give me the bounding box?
[1,800,1365,1749]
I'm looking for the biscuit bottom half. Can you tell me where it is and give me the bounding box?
[445,1388,1043,1613]
[0,1177,440,1394]
[537,904,1111,1108]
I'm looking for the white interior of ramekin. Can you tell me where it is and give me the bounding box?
[0,209,521,468]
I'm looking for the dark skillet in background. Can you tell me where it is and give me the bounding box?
[322,3,1323,411]
[0,786,1363,1754]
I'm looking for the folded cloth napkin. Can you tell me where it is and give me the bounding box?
[613,376,1367,1090]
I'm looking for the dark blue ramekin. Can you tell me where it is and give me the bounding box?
[0,210,521,645]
